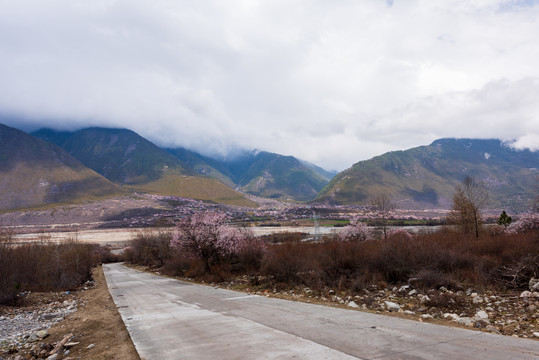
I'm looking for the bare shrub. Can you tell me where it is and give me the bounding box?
[424,293,467,311]
[411,269,459,291]
[316,240,362,290]
[261,242,316,285]
[126,230,172,267]
[0,236,98,305]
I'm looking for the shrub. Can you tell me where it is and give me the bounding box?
[386,228,413,241]
[170,211,262,274]
[338,218,371,242]
[507,212,539,234]
[125,230,172,267]
[0,233,99,305]
[261,242,316,285]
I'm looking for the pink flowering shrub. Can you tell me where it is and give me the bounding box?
[171,211,262,272]
[338,218,371,242]
[386,228,413,241]
[506,212,539,235]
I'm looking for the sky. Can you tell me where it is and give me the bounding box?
[1,0,538,171]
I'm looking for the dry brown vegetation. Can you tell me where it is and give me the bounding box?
[0,229,118,305]
[125,227,538,293]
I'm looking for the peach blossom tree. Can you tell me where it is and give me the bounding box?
[338,218,371,242]
[170,211,259,272]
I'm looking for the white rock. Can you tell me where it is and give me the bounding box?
[420,314,433,319]
[475,310,489,321]
[403,310,415,315]
[533,332,539,338]
[457,317,474,327]
[384,301,401,311]
[408,290,418,296]
[443,313,460,321]
[520,291,533,298]
[419,295,430,303]
[472,296,484,304]
[399,285,410,292]
[529,278,539,291]
[86,344,95,350]
[348,301,359,308]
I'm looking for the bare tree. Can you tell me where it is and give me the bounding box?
[370,193,396,239]
[447,176,489,238]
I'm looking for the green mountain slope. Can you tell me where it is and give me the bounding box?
[317,139,538,212]
[33,127,189,184]
[164,147,235,187]
[32,128,255,206]
[166,148,336,201]
[0,123,123,210]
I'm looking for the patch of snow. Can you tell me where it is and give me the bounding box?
[484,152,490,160]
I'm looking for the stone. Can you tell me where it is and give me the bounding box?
[520,291,533,298]
[47,355,59,360]
[475,310,489,321]
[443,313,460,321]
[399,285,410,292]
[36,330,49,339]
[485,325,500,334]
[472,296,484,304]
[86,344,95,350]
[529,278,539,291]
[533,332,539,338]
[348,301,359,308]
[419,295,430,303]
[474,319,490,328]
[457,317,474,327]
[403,310,415,315]
[408,290,418,296]
[384,301,401,311]
[28,333,41,342]
[420,314,433,320]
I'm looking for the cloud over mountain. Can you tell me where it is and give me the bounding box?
[1,1,538,170]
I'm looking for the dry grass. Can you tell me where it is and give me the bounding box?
[125,227,539,293]
[126,173,257,207]
[0,229,116,305]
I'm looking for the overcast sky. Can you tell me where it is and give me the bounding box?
[1,0,538,171]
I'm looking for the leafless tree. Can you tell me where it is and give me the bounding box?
[447,176,489,238]
[370,193,396,240]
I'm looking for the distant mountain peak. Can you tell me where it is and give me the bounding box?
[318,138,538,212]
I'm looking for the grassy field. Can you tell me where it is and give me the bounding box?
[126,173,257,207]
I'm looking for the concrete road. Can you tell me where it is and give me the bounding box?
[103,263,539,360]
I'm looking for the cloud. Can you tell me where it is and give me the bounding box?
[0,0,538,171]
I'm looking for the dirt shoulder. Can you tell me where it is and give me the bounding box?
[1,265,140,360]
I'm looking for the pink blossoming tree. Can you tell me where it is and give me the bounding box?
[386,227,413,241]
[338,218,371,242]
[506,212,539,234]
[170,211,260,272]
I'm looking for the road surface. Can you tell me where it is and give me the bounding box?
[103,263,539,359]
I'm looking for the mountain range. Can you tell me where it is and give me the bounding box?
[317,138,538,212]
[0,124,123,210]
[1,122,537,212]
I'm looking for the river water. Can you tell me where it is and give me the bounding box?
[11,225,441,246]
